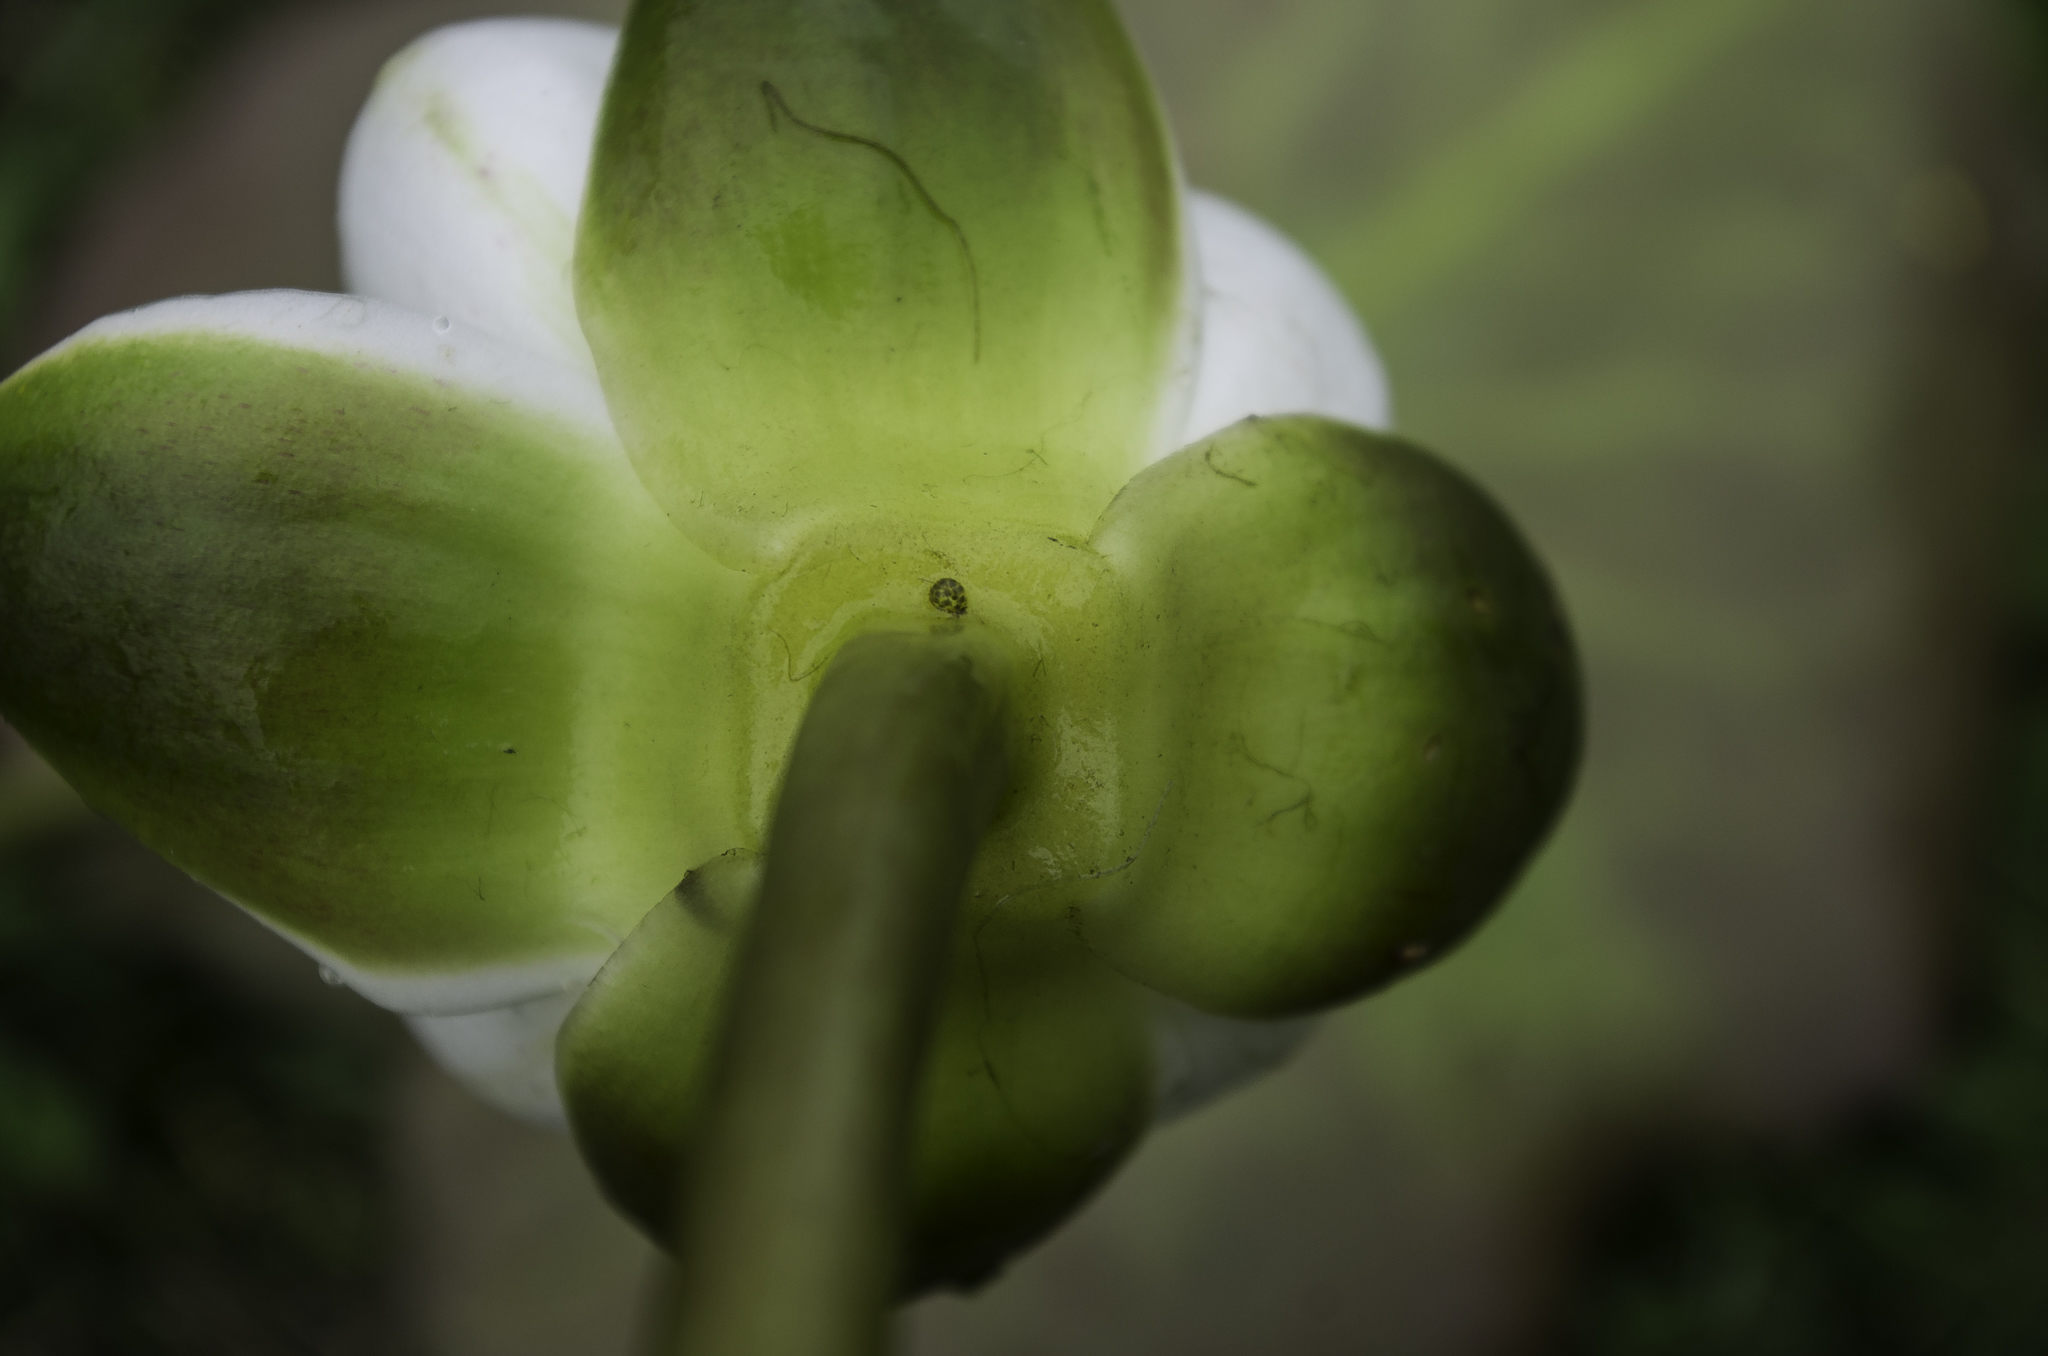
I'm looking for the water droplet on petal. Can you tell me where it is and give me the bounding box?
[317,965,344,987]
[432,315,453,335]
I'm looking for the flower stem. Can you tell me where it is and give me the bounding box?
[668,630,1008,1356]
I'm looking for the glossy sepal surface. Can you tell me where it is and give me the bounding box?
[0,295,743,1010]
[557,852,1153,1290]
[576,0,1191,563]
[1090,417,1581,1015]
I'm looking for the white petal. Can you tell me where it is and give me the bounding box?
[1177,190,1392,449]
[1148,995,1316,1120]
[338,19,619,372]
[408,994,582,1125]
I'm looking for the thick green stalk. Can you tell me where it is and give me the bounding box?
[669,630,1009,1356]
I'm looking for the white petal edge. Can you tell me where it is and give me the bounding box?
[40,288,618,442]
[1147,996,1315,1120]
[338,19,619,373]
[407,989,1323,1131]
[1175,190,1392,450]
[408,994,583,1125]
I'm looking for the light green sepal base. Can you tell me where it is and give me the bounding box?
[693,415,1577,1025]
[576,0,1190,563]
[556,850,1153,1293]
[0,321,744,990]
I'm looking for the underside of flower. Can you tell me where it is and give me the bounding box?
[0,0,1576,1298]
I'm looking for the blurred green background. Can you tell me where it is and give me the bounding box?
[1,0,2044,1351]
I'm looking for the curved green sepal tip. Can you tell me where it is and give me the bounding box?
[0,319,744,990]
[1086,416,1582,1017]
[557,851,1152,1292]
[577,0,1189,562]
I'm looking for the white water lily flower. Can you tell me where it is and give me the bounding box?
[0,4,1577,1288]
[337,16,1389,1122]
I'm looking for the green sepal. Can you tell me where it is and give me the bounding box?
[907,904,1152,1290]
[553,851,759,1232]
[576,0,1190,563]
[1086,416,1581,1016]
[556,850,1153,1292]
[0,304,745,1002]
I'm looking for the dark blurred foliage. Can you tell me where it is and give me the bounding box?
[0,834,411,1355]
[1557,6,2048,1351]
[1559,731,2048,1353]
[0,0,292,322]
